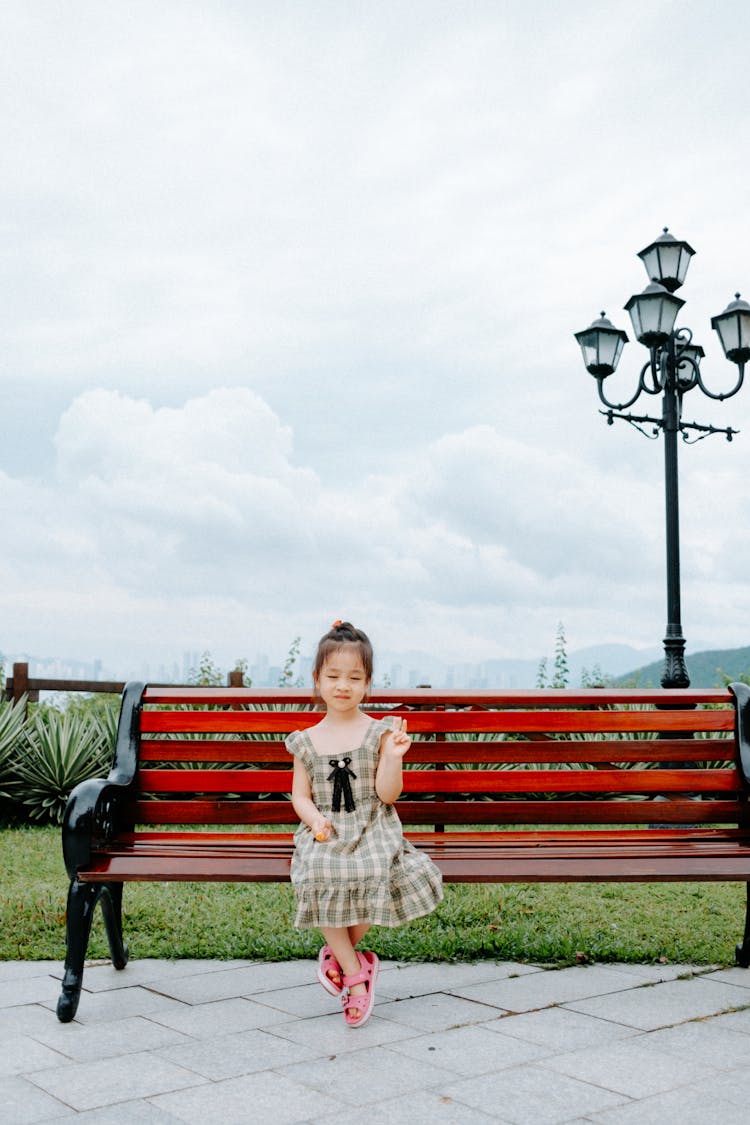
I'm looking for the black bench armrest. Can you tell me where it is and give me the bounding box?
[730,682,750,790]
[61,681,146,879]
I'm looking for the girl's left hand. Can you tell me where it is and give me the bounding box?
[383,717,411,758]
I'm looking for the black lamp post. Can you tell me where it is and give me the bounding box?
[575,229,749,688]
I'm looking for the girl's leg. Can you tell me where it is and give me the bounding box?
[321,926,369,1016]
[348,922,370,948]
[320,924,370,990]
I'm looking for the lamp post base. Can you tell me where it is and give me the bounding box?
[661,633,690,689]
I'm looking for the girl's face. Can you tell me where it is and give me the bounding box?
[315,646,370,714]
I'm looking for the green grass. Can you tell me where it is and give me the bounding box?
[1,825,746,966]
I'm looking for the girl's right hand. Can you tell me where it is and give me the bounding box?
[311,815,333,842]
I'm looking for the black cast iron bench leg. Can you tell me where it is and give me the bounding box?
[56,880,129,1022]
[99,882,129,971]
[57,879,101,1022]
[737,882,750,968]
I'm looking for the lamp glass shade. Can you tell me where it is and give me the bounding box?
[711,294,750,364]
[676,342,704,388]
[638,229,695,293]
[574,314,628,377]
[624,282,684,348]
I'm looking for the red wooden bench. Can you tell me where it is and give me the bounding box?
[57,681,750,1021]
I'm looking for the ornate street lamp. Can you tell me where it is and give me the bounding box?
[575,229,746,688]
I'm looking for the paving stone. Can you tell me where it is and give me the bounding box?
[310,1089,501,1124]
[78,957,256,992]
[146,964,296,1004]
[537,1037,718,1098]
[383,1023,552,1075]
[440,1063,628,1124]
[43,984,188,1025]
[245,958,327,992]
[31,1014,192,1062]
[0,1074,74,1122]
[701,965,750,991]
[150,1070,340,1124]
[603,963,714,983]
[270,1008,418,1053]
[0,1033,69,1076]
[688,1065,750,1105]
[158,1026,321,1079]
[279,1043,456,1104]
[639,1018,750,1069]
[709,1006,750,1034]
[379,960,540,999]
[451,964,643,1013]
[587,1083,750,1124]
[378,990,504,1030]
[28,1051,205,1111]
[0,961,61,983]
[248,980,355,1018]
[567,976,750,1031]
[147,994,293,1036]
[71,1101,182,1123]
[0,1002,65,1037]
[486,1005,637,1051]
[0,974,59,1009]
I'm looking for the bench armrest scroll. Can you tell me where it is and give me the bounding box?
[62,777,126,878]
[61,681,146,878]
[730,682,750,789]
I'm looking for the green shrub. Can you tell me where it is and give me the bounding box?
[0,696,28,806]
[15,708,114,824]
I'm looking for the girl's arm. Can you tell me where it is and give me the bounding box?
[291,758,332,840]
[375,718,411,804]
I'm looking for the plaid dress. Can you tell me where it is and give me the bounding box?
[286,716,444,929]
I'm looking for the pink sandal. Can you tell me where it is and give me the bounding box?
[341,951,379,1028]
[317,944,344,996]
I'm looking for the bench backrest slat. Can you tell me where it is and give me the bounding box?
[135,766,741,796]
[139,736,733,765]
[139,707,734,736]
[130,797,744,827]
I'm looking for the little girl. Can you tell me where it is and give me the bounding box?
[286,621,444,1027]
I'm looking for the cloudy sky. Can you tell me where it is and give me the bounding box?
[2,0,749,678]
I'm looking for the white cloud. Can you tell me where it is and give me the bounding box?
[3,382,746,671]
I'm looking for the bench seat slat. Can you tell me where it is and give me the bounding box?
[75,828,750,885]
[128,826,750,845]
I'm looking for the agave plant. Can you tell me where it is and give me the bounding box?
[16,708,113,824]
[0,696,29,801]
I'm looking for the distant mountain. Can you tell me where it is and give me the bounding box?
[376,643,749,689]
[378,643,663,689]
[615,645,750,688]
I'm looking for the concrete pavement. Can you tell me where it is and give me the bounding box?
[2,956,750,1123]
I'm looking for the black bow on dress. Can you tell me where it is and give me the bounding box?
[327,757,357,812]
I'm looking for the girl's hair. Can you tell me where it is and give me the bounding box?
[312,621,374,685]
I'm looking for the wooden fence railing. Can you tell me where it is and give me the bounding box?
[2,662,245,709]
